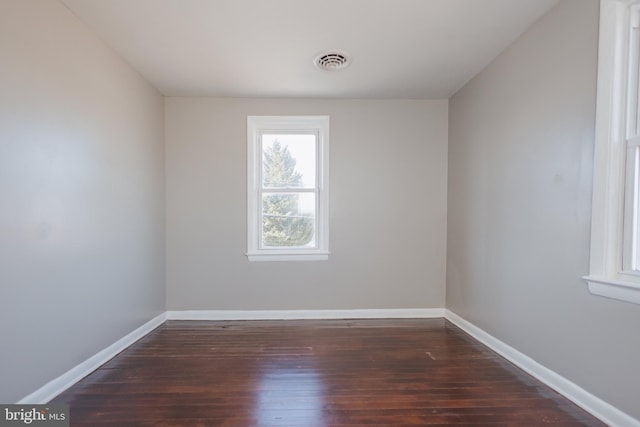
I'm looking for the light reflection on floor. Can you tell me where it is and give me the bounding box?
[254,363,326,427]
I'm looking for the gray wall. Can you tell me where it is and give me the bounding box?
[166,98,448,310]
[0,0,166,402]
[447,0,640,420]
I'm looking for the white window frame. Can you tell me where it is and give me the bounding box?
[584,0,640,304]
[246,116,329,262]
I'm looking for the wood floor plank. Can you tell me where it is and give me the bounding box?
[51,319,605,426]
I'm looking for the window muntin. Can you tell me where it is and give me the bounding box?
[247,116,329,261]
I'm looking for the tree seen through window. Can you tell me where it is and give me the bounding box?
[262,140,314,247]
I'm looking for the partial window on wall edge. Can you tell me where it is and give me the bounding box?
[584,0,640,304]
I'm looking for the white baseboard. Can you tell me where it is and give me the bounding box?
[444,310,639,427]
[166,308,445,320]
[17,312,167,404]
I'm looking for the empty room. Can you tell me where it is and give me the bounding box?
[1,0,639,425]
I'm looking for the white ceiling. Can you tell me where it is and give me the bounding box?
[61,0,559,99]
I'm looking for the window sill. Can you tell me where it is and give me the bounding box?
[247,252,329,262]
[583,275,640,305]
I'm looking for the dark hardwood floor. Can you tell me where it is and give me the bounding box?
[51,319,605,426]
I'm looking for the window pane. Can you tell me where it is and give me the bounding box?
[262,134,316,189]
[634,146,640,270]
[633,8,640,136]
[631,22,640,136]
[262,192,316,247]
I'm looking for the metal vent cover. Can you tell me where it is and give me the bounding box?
[314,50,351,71]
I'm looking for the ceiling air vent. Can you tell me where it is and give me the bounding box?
[314,50,351,71]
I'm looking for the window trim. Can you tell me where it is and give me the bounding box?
[246,116,329,262]
[584,0,640,304]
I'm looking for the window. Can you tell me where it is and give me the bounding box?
[584,0,640,304]
[247,116,329,261]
